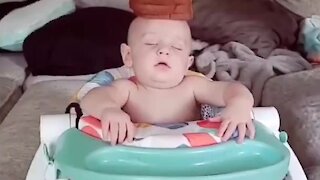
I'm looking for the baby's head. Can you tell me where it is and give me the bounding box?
[121,17,194,89]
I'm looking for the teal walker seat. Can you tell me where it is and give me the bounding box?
[53,121,290,180]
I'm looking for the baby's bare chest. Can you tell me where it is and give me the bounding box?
[123,88,200,124]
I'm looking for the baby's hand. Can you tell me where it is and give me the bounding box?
[218,103,255,143]
[101,108,135,145]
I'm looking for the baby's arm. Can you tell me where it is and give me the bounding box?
[80,79,136,145]
[187,76,254,143]
[80,79,132,118]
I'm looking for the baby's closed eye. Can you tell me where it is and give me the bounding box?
[171,42,184,51]
[145,42,158,46]
[172,46,182,51]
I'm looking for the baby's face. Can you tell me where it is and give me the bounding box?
[121,17,194,89]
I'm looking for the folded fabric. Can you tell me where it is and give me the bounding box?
[299,15,320,67]
[0,0,75,51]
[195,41,312,106]
[129,0,193,20]
[79,116,238,148]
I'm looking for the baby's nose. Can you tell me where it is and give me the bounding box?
[157,47,170,56]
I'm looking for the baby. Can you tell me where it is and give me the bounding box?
[80,17,255,145]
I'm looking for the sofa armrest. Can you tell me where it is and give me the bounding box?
[0,53,27,86]
[261,69,320,172]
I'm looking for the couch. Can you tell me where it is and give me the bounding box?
[0,0,319,180]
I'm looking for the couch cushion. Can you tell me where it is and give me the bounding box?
[0,77,21,123]
[305,166,320,180]
[0,80,85,180]
[262,68,320,177]
[0,53,27,85]
[23,73,94,90]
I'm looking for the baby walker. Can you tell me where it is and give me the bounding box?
[25,107,299,180]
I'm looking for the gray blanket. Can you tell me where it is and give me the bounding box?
[189,0,301,58]
[195,41,312,106]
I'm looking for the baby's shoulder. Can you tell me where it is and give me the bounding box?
[110,78,137,90]
[183,75,211,84]
[183,75,217,90]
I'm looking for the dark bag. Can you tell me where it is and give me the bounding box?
[23,7,135,75]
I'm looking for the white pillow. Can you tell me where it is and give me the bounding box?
[75,0,131,12]
[0,0,76,51]
[0,0,26,3]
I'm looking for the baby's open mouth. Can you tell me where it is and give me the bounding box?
[155,62,171,68]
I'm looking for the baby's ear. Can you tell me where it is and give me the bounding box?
[120,43,133,67]
[187,55,194,69]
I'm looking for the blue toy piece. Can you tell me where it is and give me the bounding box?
[88,70,115,86]
[53,121,290,180]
